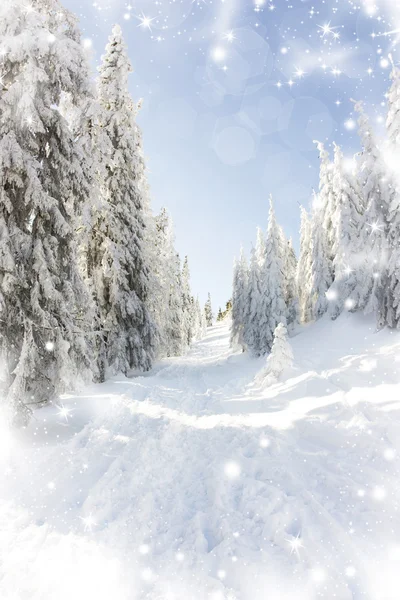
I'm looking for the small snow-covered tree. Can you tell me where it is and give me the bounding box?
[264,323,293,379]
[231,248,248,350]
[89,25,157,378]
[0,0,94,423]
[297,206,313,323]
[192,296,206,340]
[258,198,287,356]
[204,292,214,327]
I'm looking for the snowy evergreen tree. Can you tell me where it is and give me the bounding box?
[204,293,214,327]
[379,64,400,328]
[263,323,293,380]
[314,141,337,264]
[309,193,332,320]
[231,248,248,350]
[152,208,184,357]
[167,253,186,356]
[297,206,313,323]
[328,144,365,319]
[243,228,265,355]
[354,100,392,316]
[0,0,94,423]
[192,296,206,340]
[88,25,157,379]
[181,256,194,346]
[258,198,287,356]
[282,235,299,330]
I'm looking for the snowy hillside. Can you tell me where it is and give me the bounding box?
[2,316,400,600]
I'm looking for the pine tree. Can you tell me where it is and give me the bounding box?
[379,64,400,328]
[283,235,299,330]
[151,208,183,356]
[204,292,214,327]
[168,253,186,356]
[0,0,94,423]
[192,296,206,340]
[314,141,337,264]
[264,323,293,380]
[217,308,224,322]
[258,198,287,356]
[309,193,332,319]
[328,144,365,319]
[243,228,265,355]
[181,256,194,346]
[354,101,392,316]
[88,25,157,378]
[297,206,313,323]
[231,248,248,350]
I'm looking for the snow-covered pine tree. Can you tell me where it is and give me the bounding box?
[217,307,224,322]
[204,292,214,327]
[181,256,194,346]
[167,253,186,356]
[379,63,400,328]
[283,235,299,330]
[0,0,94,423]
[354,100,392,316]
[88,25,157,379]
[151,208,181,357]
[297,206,313,323]
[328,144,365,319]
[230,247,248,350]
[309,191,333,320]
[258,198,287,356]
[263,322,293,380]
[192,296,206,340]
[314,141,337,265]
[243,227,265,355]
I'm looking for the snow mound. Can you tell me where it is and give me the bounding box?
[2,315,400,600]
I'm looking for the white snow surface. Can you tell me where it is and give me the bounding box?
[2,315,400,599]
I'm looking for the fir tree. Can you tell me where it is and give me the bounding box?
[283,235,299,330]
[88,25,156,378]
[0,0,94,423]
[168,253,186,356]
[243,228,265,355]
[309,196,331,320]
[231,248,248,350]
[379,64,400,328]
[354,100,392,316]
[297,206,313,323]
[204,292,214,327]
[328,144,364,319]
[258,198,287,356]
[181,256,194,346]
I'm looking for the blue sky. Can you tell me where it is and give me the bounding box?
[64,0,400,311]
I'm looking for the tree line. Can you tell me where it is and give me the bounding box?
[231,65,400,355]
[0,1,207,424]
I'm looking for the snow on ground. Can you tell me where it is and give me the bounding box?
[2,315,400,599]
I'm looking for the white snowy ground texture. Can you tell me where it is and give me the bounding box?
[2,316,400,600]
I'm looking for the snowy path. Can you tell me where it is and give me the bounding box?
[2,316,400,600]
